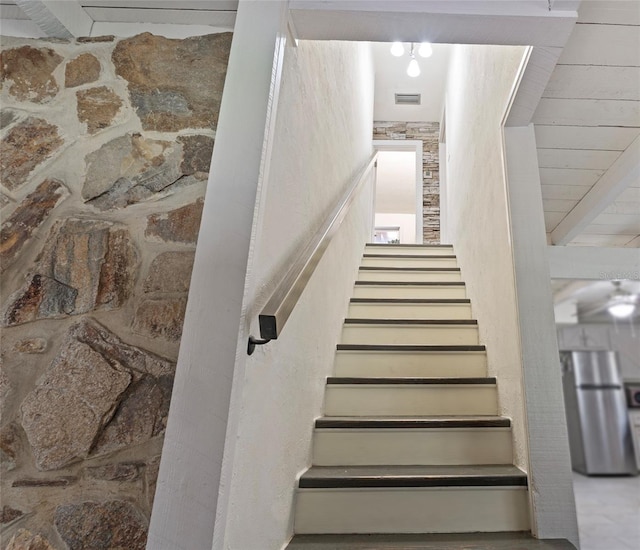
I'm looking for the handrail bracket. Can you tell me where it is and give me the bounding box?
[247,336,272,355]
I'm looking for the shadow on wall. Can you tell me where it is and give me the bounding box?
[0,31,231,548]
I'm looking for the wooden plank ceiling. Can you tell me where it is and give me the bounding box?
[533,0,640,248]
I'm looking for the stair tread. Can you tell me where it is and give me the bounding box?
[327,377,496,385]
[345,318,477,325]
[360,266,461,271]
[366,244,453,247]
[299,465,527,489]
[363,254,457,259]
[356,281,465,286]
[337,344,486,352]
[315,416,511,429]
[287,533,576,549]
[350,298,470,304]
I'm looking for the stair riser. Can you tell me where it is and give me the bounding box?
[357,271,462,282]
[294,487,530,534]
[324,386,498,416]
[364,246,454,257]
[348,303,472,319]
[353,287,466,300]
[361,257,458,269]
[334,351,487,378]
[312,428,513,466]
[341,325,479,346]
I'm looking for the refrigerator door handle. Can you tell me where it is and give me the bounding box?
[577,384,623,390]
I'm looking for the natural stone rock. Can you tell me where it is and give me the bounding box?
[83,133,192,209]
[177,134,214,179]
[112,32,232,131]
[85,462,142,481]
[2,218,137,326]
[20,339,132,470]
[144,251,195,293]
[76,86,123,134]
[65,317,174,379]
[145,199,203,244]
[0,179,68,273]
[65,53,100,87]
[5,529,55,550]
[0,46,62,103]
[1,505,24,524]
[13,338,47,354]
[93,374,173,456]
[0,365,11,420]
[54,500,147,550]
[133,297,187,342]
[0,118,63,191]
[13,476,77,487]
[16,319,173,467]
[0,423,21,472]
[76,35,115,43]
[2,274,77,326]
[1,109,18,129]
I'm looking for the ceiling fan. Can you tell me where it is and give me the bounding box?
[606,281,638,320]
[573,280,639,321]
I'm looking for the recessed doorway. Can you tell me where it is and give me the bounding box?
[373,142,423,244]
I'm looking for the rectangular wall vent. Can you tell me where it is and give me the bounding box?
[395,93,421,105]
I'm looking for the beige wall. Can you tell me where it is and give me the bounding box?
[443,44,529,469]
[218,40,375,549]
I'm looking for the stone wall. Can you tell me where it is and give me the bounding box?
[0,31,231,549]
[373,121,440,243]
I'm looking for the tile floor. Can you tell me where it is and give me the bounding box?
[573,473,640,550]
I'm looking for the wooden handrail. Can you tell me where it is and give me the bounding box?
[248,152,378,354]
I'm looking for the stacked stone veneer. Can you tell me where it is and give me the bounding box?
[0,32,231,549]
[373,121,440,243]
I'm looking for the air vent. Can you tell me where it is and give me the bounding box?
[395,93,421,105]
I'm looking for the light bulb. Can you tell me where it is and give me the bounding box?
[418,42,433,58]
[608,302,636,319]
[390,42,405,57]
[407,58,420,77]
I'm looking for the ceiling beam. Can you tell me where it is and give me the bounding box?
[506,46,563,127]
[550,135,640,245]
[625,235,640,248]
[289,0,577,47]
[548,245,640,280]
[15,0,93,39]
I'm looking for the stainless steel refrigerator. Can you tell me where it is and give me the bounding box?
[561,350,637,475]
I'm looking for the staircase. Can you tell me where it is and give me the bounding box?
[286,243,542,548]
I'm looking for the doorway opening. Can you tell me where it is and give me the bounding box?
[373,142,423,244]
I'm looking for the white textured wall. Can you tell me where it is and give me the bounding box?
[444,45,579,545]
[443,44,529,469]
[150,4,289,549]
[219,40,374,550]
[504,125,578,545]
[375,150,417,213]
